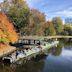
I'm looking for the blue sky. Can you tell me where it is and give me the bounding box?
[0,0,3,2]
[0,0,72,21]
[26,0,72,21]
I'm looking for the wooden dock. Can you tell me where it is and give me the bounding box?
[20,36,72,39]
[0,46,16,58]
[2,40,59,63]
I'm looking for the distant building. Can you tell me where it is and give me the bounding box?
[65,18,72,24]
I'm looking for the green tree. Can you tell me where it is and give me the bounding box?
[44,21,56,36]
[6,0,30,32]
[64,24,72,36]
[23,9,46,35]
[52,17,64,35]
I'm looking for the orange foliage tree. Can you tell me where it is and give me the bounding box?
[0,12,18,44]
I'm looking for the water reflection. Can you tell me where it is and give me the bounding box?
[0,40,72,72]
[16,60,45,72]
[51,44,63,56]
[0,55,46,72]
[0,62,15,72]
[42,40,72,72]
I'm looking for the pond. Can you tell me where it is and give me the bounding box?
[0,40,72,72]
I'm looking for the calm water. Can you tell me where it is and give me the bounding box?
[0,40,72,72]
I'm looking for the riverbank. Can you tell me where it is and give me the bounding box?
[1,40,72,72]
[0,44,16,58]
[2,40,59,63]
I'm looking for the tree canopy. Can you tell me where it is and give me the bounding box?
[0,12,18,44]
[6,0,30,32]
[52,17,64,35]
[0,0,71,36]
[23,9,46,35]
[44,21,56,36]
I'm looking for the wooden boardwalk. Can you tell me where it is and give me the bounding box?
[20,36,72,40]
[0,46,16,58]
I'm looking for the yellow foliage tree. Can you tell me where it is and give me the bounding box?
[0,12,18,44]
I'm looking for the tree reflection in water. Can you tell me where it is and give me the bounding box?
[51,44,63,56]
[16,60,45,72]
[0,62,16,72]
[50,39,72,56]
[0,55,46,72]
[0,39,72,72]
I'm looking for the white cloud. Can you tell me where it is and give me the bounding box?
[56,10,72,17]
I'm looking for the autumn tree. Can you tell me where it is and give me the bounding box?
[0,0,10,13]
[64,24,72,36]
[6,0,30,32]
[52,17,64,35]
[44,21,56,36]
[23,9,46,35]
[0,12,18,44]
